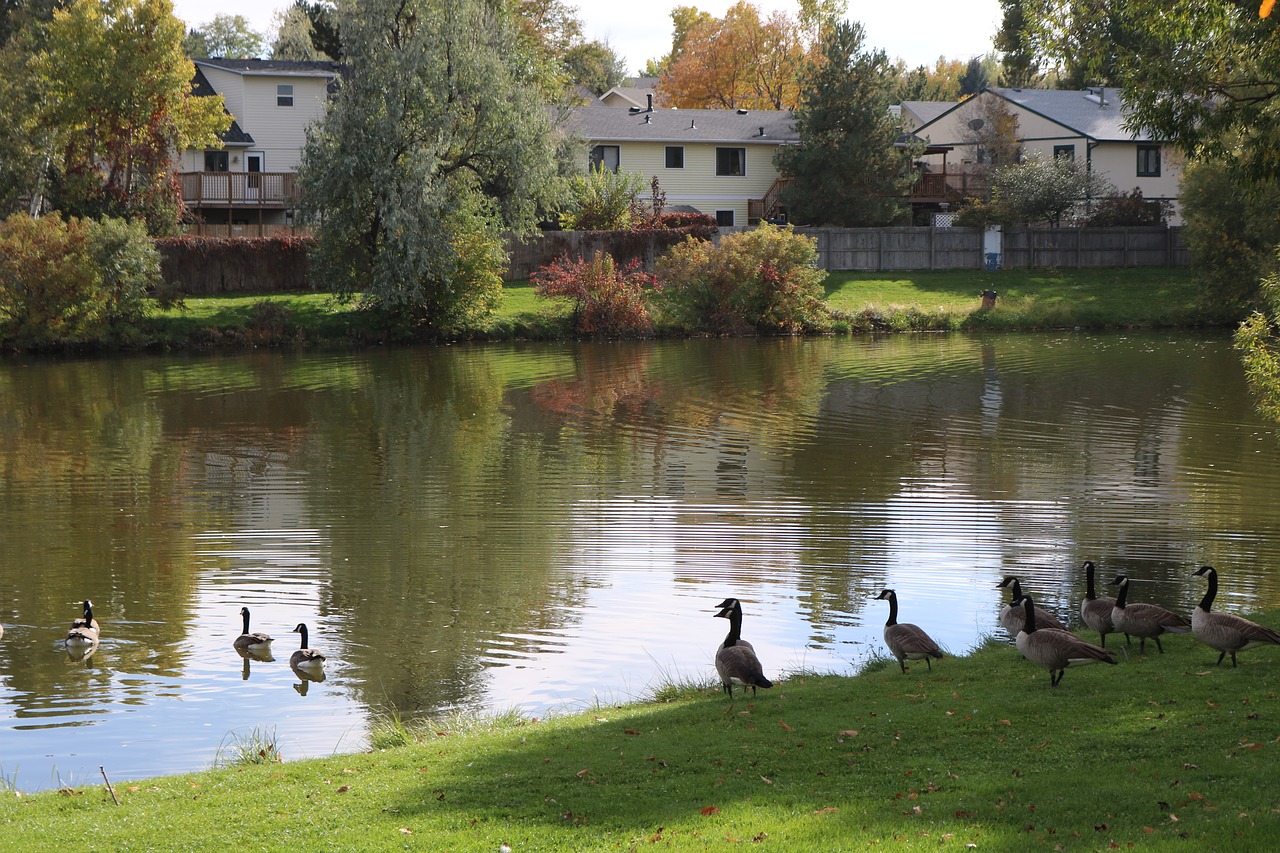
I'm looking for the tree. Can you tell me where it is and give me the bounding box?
[775,21,909,226]
[641,5,714,78]
[958,93,1022,172]
[297,0,341,60]
[562,40,626,96]
[300,0,561,328]
[33,0,230,232]
[972,154,1113,226]
[1016,0,1146,89]
[184,13,265,58]
[993,0,1042,86]
[660,1,805,110]
[958,56,992,96]
[271,4,320,60]
[892,56,966,102]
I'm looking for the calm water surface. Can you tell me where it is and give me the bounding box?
[3,332,1280,791]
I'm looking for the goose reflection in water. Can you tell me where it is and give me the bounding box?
[64,642,97,664]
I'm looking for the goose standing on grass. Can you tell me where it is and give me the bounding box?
[1108,574,1190,654]
[997,576,1067,636]
[874,589,944,673]
[289,623,326,670]
[1191,566,1280,667]
[1079,560,1116,647]
[233,607,273,653]
[712,597,773,697]
[65,600,99,647]
[1014,594,1115,686]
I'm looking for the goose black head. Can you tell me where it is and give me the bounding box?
[874,589,895,601]
[1193,565,1216,578]
[996,576,1018,589]
[1108,574,1128,587]
[714,597,740,611]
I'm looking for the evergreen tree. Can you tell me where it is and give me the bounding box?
[776,21,908,226]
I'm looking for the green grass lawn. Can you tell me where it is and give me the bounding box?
[136,267,1225,350]
[5,619,1279,851]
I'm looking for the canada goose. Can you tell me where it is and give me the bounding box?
[233,606,273,652]
[874,589,943,673]
[1014,594,1115,686]
[997,577,1067,635]
[1191,566,1280,667]
[1108,574,1190,654]
[1079,560,1116,647]
[712,597,773,697]
[289,623,326,670]
[65,600,99,647]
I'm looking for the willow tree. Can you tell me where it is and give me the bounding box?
[300,0,561,329]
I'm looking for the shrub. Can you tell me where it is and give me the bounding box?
[532,250,658,337]
[0,212,159,347]
[656,223,829,334]
[1085,188,1171,226]
[559,169,646,230]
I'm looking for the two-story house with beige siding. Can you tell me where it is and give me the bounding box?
[562,102,797,228]
[901,87,1183,223]
[179,59,341,235]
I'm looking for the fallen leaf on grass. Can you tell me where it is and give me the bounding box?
[998,719,1012,726]
[701,806,720,816]
[624,729,641,736]
[576,769,591,777]
[336,785,351,794]
[760,776,772,785]
[838,729,858,738]
[399,828,412,835]
[778,720,794,732]
[813,807,840,814]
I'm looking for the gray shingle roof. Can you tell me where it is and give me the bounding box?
[563,106,797,144]
[900,100,955,126]
[990,87,1155,141]
[194,59,343,78]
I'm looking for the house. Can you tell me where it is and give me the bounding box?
[596,77,662,110]
[901,87,1183,223]
[179,59,341,235]
[561,102,797,228]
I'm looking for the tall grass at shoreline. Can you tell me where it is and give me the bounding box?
[4,619,1279,851]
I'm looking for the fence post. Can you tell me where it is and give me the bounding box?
[877,228,884,271]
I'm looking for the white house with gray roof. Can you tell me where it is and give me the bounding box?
[562,104,797,227]
[179,59,342,233]
[903,87,1183,223]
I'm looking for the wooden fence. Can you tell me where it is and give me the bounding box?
[507,226,1189,277]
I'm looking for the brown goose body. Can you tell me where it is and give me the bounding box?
[997,577,1067,635]
[289,623,326,669]
[232,606,273,651]
[1191,566,1280,667]
[1014,594,1115,686]
[1108,574,1190,654]
[875,589,943,673]
[713,598,772,697]
[1079,560,1116,647]
[65,600,100,647]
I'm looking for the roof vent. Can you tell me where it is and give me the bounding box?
[647,93,654,112]
[628,106,641,114]
[644,114,651,124]
[759,126,765,137]
[689,119,696,129]
[737,108,748,115]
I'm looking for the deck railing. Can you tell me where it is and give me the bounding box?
[177,171,299,207]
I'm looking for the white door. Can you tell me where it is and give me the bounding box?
[245,152,264,201]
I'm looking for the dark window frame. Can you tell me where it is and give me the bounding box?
[204,150,229,172]
[715,209,735,227]
[715,147,746,177]
[589,144,620,172]
[1137,145,1161,177]
[665,146,684,169]
[1053,144,1075,161]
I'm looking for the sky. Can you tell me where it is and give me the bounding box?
[170,0,1003,72]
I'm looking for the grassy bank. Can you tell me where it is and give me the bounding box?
[4,618,1279,851]
[133,267,1225,350]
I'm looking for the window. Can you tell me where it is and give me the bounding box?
[204,150,229,172]
[1054,144,1075,161]
[715,209,735,227]
[277,84,294,107]
[589,144,620,172]
[665,146,684,169]
[715,147,746,177]
[1137,145,1161,177]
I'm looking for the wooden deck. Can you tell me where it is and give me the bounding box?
[177,171,299,208]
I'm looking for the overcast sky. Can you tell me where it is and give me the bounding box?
[171,0,1002,71]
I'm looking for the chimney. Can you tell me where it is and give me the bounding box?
[646,93,653,112]
[759,126,765,137]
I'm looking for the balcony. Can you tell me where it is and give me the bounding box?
[909,170,987,203]
[177,171,300,209]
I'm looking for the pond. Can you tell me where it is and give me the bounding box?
[2,332,1280,792]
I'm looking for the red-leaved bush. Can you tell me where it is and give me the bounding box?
[532,250,659,337]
